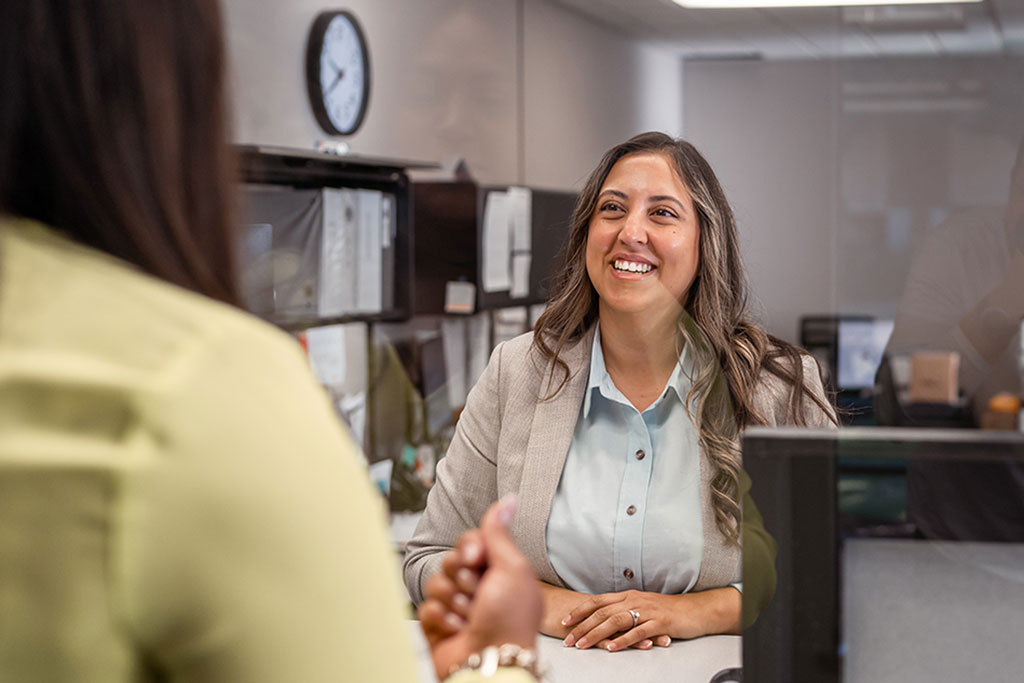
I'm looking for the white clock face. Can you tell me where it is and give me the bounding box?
[319,14,368,135]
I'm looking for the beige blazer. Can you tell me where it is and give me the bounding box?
[403,325,832,604]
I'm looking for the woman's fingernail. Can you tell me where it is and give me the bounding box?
[563,634,575,647]
[561,617,570,626]
[452,593,470,612]
[462,542,481,565]
[497,494,518,526]
[575,638,588,649]
[444,612,465,630]
[456,568,478,592]
[606,642,617,651]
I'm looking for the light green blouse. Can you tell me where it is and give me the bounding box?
[0,219,530,682]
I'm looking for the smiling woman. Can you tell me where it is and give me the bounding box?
[404,132,836,652]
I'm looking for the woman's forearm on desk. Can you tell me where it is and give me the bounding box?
[537,581,587,638]
[676,587,742,637]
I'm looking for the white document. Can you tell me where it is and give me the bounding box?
[390,511,424,550]
[467,311,491,390]
[441,317,468,411]
[356,189,383,313]
[494,306,528,346]
[343,321,369,395]
[306,324,347,387]
[337,391,367,452]
[319,188,358,316]
[380,194,394,249]
[507,186,533,252]
[511,253,531,299]
[482,191,511,292]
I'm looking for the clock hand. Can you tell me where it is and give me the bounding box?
[324,68,345,96]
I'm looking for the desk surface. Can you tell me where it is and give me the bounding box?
[537,634,740,683]
[407,622,740,683]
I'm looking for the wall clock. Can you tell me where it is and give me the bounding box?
[305,10,371,136]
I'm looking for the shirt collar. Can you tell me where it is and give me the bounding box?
[583,322,693,418]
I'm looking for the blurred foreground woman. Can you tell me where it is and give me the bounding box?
[0,2,540,681]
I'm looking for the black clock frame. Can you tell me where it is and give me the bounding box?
[305,10,371,136]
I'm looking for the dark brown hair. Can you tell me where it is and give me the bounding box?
[0,0,240,303]
[535,132,835,542]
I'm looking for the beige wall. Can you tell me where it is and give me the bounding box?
[683,56,1024,343]
[684,60,838,343]
[222,0,683,190]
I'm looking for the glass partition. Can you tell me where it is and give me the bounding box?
[743,427,1024,683]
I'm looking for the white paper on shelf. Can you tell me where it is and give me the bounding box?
[356,188,383,313]
[240,223,274,315]
[380,194,394,249]
[507,186,533,252]
[467,311,491,389]
[441,317,468,410]
[510,253,531,299]
[389,511,424,549]
[444,281,476,314]
[494,306,528,346]
[306,324,347,387]
[482,190,511,292]
[337,391,367,452]
[318,188,359,317]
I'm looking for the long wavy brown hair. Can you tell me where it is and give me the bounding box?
[534,132,835,543]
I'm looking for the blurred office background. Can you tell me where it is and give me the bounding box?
[226,0,1024,399]
[224,2,1024,681]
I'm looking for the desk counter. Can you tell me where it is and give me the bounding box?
[536,633,740,683]
[408,622,740,683]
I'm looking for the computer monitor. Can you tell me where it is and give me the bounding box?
[836,318,894,391]
[419,333,452,436]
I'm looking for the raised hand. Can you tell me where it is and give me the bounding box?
[419,496,542,679]
[419,525,488,639]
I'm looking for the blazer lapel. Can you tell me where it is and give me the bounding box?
[513,327,595,586]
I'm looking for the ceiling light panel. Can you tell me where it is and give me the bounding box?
[674,0,982,8]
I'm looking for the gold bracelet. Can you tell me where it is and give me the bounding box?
[447,643,543,681]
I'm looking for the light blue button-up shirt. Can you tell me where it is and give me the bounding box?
[545,323,708,595]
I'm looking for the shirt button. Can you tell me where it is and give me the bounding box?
[623,568,634,580]
[635,449,645,460]
[626,505,637,516]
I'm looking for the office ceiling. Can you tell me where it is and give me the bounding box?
[549,0,1024,59]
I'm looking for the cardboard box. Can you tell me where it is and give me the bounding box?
[908,351,960,404]
[980,410,1017,430]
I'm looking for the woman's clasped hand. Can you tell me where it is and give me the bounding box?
[562,591,678,651]
[559,587,740,652]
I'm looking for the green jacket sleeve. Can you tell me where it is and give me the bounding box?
[739,467,778,630]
